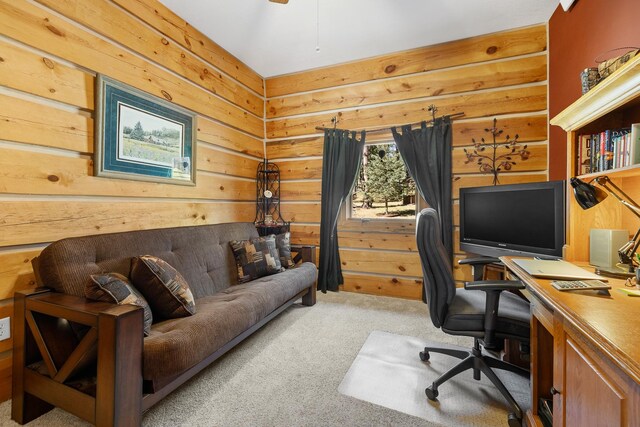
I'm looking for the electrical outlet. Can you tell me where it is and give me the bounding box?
[0,317,10,341]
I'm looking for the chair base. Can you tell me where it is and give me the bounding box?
[420,338,529,427]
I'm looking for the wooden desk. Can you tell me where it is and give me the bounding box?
[500,257,640,427]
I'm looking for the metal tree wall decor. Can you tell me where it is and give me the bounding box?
[255,159,285,226]
[463,118,530,185]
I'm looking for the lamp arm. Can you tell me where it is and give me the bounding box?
[618,230,640,268]
[620,200,640,216]
[628,228,640,261]
[595,177,640,220]
[592,177,640,272]
[632,238,640,265]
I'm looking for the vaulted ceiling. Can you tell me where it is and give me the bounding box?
[159,0,559,78]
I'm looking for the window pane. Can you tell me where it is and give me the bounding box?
[351,143,416,219]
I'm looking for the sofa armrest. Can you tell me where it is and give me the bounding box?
[12,288,143,425]
[16,289,140,327]
[290,245,317,306]
[291,245,316,264]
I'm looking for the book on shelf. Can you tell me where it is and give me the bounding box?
[577,134,591,174]
[592,133,599,172]
[600,130,609,171]
[613,132,620,169]
[631,123,640,165]
[611,129,630,169]
[578,125,637,174]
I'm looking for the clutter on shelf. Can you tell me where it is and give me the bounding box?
[580,47,638,94]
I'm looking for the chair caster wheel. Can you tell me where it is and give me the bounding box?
[507,413,522,427]
[419,351,430,361]
[425,385,439,400]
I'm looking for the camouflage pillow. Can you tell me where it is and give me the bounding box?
[130,255,196,320]
[275,232,295,269]
[230,235,284,283]
[86,272,153,336]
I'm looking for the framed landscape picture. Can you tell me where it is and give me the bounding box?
[95,75,196,185]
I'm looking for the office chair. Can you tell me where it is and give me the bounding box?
[416,208,530,427]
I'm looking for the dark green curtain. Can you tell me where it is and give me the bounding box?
[318,129,366,293]
[392,118,453,261]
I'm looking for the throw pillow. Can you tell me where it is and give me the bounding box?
[230,235,283,283]
[130,255,196,319]
[275,232,295,269]
[86,272,153,336]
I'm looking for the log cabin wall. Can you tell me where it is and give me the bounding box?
[265,24,549,300]
[0,0,265,401]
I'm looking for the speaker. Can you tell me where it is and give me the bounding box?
[589,229,629,268]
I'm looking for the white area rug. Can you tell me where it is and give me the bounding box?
[338,330,530,426]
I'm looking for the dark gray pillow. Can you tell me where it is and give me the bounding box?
[86,272,153,336]
[230,235,283,283]
[275,232,294,269]
[130,255,196,320]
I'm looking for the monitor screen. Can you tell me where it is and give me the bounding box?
[460,181,565,259]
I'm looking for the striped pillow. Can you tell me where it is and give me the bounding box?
[86,272,153,336]
[130,256,196,320]
[275,232,295,269]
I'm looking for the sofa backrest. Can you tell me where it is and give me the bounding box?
[35,222,258,299]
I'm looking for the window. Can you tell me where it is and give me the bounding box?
[350,142,416,220]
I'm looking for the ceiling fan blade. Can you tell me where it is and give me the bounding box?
[269,0,289,3]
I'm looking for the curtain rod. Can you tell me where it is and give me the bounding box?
[313,112,465,135]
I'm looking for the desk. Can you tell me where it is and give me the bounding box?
[500,257,640,427]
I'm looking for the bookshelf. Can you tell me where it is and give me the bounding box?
[551,53,640,263]
[516,56,640,427]
[577,163,640,180]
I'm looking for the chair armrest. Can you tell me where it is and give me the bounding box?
[464,280,525,292]
[462,279,526,348]
[458,257,502,281]
[291,244,316,264]
[458,257,502,266]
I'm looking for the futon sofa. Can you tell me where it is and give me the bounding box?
[11,222,317,426]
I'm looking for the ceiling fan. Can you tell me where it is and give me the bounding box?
[269,0,289,3]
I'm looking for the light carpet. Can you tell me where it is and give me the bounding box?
[338,330,529,426]
[0,291,524,426]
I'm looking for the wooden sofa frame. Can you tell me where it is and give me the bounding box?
[12,246,317,426]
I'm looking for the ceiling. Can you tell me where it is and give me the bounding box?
[158,0,559,79]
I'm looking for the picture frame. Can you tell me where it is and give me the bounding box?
[95,75,197,186]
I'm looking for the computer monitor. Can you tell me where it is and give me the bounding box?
[459,180,566,259]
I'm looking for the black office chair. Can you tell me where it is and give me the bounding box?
[416,208,530,427]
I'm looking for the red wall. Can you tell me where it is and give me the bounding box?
[548,0,640,180]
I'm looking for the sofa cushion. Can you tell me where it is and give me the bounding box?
[230,235,283,283]
[142,262,317,381]
[275,232,294,269]
[86,272,153,336]
[36,222,259,300]
[131,256,196,320]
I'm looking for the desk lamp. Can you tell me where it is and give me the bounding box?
[570,177,640,277]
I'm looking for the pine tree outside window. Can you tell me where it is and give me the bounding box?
[350,142,417,220]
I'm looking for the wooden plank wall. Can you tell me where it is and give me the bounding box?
[0,0,265,401]
[265,25,549,300]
